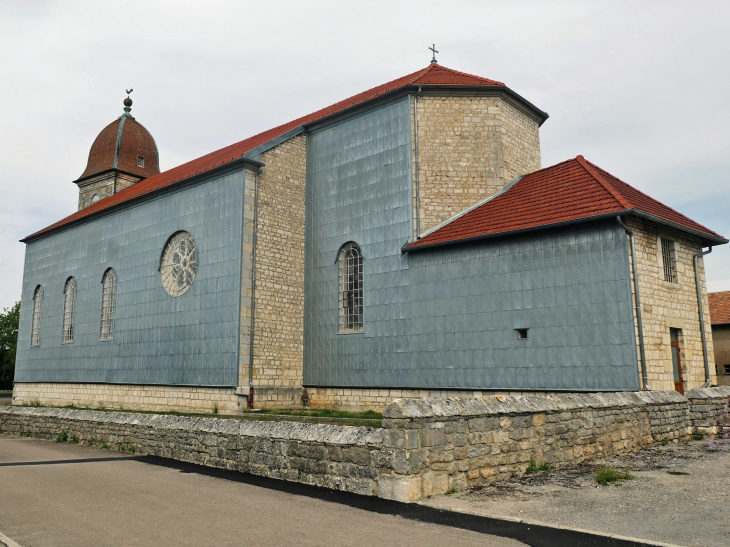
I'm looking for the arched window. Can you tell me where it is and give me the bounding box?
[338,243,363,332]
[90,194,100,204]
[160,231,198,297]
[30,285,43,347]
[62,277,76,343]
[100,269,116,341]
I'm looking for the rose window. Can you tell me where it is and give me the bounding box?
[160,232,198,297]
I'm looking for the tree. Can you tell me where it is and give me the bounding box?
[0,302,20,390]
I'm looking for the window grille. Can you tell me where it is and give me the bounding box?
[31,285,43,347]
[100,269,116,341]
[338,243,363,332]
[160,232,198,297]
[661,238,677,283]
[62,277,76,343]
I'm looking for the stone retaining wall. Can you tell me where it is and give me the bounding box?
[1,389,727,503]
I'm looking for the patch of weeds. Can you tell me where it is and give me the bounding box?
[661,439,669,446]
[445,487,458,495]
[117,444,126,452]
[681,438,690,445]
[691,433,704,441]
[595,466,634,486]
[69,435,80,444]
[212,402,219,414]
[20,431,31,437]
[667,471,689,476]
[34,434,43,439]
[56,430,68,443]
[127,445,136,454]
[526,459,551,474]
[87,440,95,446]
[426,494,433,499]
[29,399,41,407]
[101,443,110,450]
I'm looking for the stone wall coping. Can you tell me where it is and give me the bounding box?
[382,391,687,419]
[0,407,382,447]
[685,386,730,400]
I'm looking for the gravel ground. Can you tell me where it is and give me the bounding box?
[422,434,730,547]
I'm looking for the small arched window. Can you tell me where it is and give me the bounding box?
[30,285,43,347]
[338,242,363,332]
[90,194,100,204]
[62,277,76,343]
[100,269,116,341]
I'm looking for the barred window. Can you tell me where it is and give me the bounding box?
[100,269,116,341]
[30,285,43,347]
[338,242,363,332]
[661,238,677,283]
[62,277,76,343]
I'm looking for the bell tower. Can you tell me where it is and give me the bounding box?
[74,93,160,210]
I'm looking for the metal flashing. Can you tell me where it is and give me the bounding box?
[243,125,305,159]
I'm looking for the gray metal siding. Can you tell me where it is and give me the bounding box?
[15,171,244,386]
[304,95,639,390]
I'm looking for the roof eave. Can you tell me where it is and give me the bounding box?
[629,210,728,245]
[402,210,631,253]
[22,156,264,244]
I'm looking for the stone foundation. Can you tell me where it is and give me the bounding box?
[3,389,727,502]
[12,383,245,415]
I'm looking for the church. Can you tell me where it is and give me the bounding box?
[12,60,726,413]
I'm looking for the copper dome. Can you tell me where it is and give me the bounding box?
[77,106,160,182]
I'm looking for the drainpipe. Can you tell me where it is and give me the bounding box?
[617,216,650,391]
[693,246,713,387]
[248,166,264,408]
[413,86,422,240]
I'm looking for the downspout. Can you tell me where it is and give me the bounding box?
[248,165,264,408]
[617,216,650,390]
[413,86,422,240]
[693,246,713,387]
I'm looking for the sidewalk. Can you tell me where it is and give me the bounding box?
[421,436,730,547]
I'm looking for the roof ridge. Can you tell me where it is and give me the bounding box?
[583,159,721,234]
[575,155,633,210]
[413,64,506,86]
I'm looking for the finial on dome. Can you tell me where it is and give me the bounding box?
[123,89,133,115]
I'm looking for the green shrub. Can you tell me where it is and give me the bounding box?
[127,445,136,454]
[526,459,551,474]
[595,466,634,485]
[56,430,68,443]
[101,443,110,450]
[691,433,704,441]
[69,435,79,444]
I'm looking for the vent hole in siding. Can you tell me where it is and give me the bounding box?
[516,328,528,340]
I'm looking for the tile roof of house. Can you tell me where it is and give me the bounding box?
[26,63,538,242]
[709,291,730,324]
[406,155,726,250]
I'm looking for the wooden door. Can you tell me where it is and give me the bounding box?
[670,329,684,394]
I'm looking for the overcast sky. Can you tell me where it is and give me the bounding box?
[1,0,729,311]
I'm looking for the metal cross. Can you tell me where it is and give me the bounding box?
[429,44,439,64]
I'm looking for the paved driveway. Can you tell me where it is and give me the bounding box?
[0,437,525,547]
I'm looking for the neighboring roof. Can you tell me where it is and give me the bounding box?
[26,63,543,243]
[77,107,160,182]
[709,291,730,325]
[406,155,726,250]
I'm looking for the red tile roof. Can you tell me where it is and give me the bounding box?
[77,116,160,181]
[709,291,730,324]
[27,64,529,242]
[406,155,726,250]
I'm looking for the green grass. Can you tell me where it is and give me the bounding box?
[445,487,458,495]
[595,466,634,485]
[11,402,383,428]
[526,459,552,474]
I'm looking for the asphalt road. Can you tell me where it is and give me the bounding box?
[0,437,527,547]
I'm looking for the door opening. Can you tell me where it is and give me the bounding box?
[670,328,684,394]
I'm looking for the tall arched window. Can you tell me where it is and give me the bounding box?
[338,243,363,332]
[100,269,116,341]
[62,277,76,343]
[30,285,43,347]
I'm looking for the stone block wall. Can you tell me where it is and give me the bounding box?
[686,386,730,435]
[626,216,716,390]
[76,172,142,210]
[4,390,727,502]
[12,383,244,414]
[248,135,307,402]
[415,93,541,234]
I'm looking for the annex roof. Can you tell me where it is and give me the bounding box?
[709,291,730,325]
[406,155,726,250]
[26,63,543,242]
